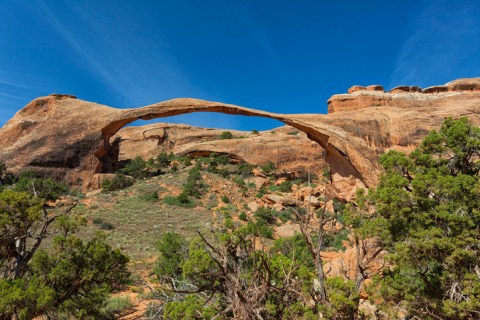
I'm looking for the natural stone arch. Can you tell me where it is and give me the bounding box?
[96,98,378,186]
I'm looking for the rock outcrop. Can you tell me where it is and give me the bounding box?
[0,78,479,190]
[114,124,327,174]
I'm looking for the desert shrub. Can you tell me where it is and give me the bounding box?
[177,155,192,167]
[239,212,248,221]
[156,152,174,168]
[220,131,233,139]
[278,180,292,192]
[275,209,294,222]
[14,170,69,201]
[323,228,349,252]
[93,217,104,225]
[0,190,129,319]
[182,165,205,198]
[233,176,246,188]
[100,296,134,318]
[163,194,195,208]
[155,232,187,279]
[254,206,276,225]
[221,195,230,204]
[218,168,230,178]
[251,129,259,134]
[102,174,134,192]
[119,156,147,179]
[236,162,254,178]
[260,161,276,174]
[99,221,115,230]
[249,220,274,239]
[141,191,159,202]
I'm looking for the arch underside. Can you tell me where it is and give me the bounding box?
[97,98,378,186]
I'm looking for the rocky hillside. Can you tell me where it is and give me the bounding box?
[0,78,479,192]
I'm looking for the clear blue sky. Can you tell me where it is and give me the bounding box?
[1,0,480,130]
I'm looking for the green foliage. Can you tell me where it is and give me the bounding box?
[14,170,68,201]
[183,165,205,199]
[100,296,134,318]
[318,277,360,320]
[156,152,174,168]
[163,294,217,320]
[220,195,230,204]
[215,154,230,165]
[250,220,274,239]
[155,232,188,279]
[260,161,276,174]
[278,180,292,192]
[355,117,480,319]
[233,176,246,189]
[323,228,349,252]
[101,174,134,192]
[162,164,205,207]
[163,194,195,208]
[0,190,130,319]
[159,218,348,319]
[177,155,192,167]
[253,206,277,225]
[236,162,254,178]
[251,129,259,134]
[271,233,314,269]
[99,221,115,230]
[220,131,233,139]
[119,156,147,179]
[141,190,160,202]
[93,217,104,225]
[238,212,248,221]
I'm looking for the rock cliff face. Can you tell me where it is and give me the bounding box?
[0,78,479,190]
[114,124,327,174]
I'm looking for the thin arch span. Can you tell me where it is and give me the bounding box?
[95,98,378,186]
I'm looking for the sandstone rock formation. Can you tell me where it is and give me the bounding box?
[0,78,479,190]
[114,123,327,174]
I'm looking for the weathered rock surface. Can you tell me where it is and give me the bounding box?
[114,123,326,174]
[0,78,479,190]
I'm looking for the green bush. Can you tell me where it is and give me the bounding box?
[14,170,68,201]
[156,152,174,168]
[260,161,276,174]
[250,221,274,239]
[323,229,349,252]
[155,232,187,279]
[92,217,104,225]
[251,129,259,134]
[119,156,147,179]
[216,154,230,165]
[254,206,276,225]
[233,176,246,188]
[239,212,248,221]
[100,296,133,318]
[163,195,195,208]
[101,174,134,192]
[220,131,233,139]
[236,162,254,178]
[278,180,292,192]
[177,155,192,167]
[221,195,230,204]
[99,221,115,230]
[141,191,159,202]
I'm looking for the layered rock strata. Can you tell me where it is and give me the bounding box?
[0,78,479,190]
